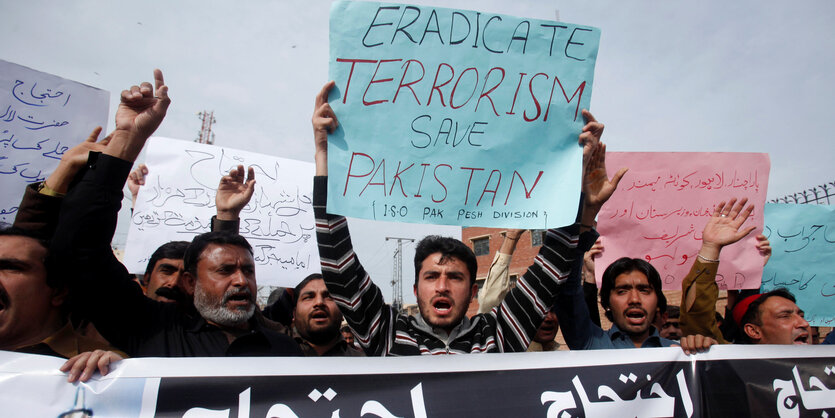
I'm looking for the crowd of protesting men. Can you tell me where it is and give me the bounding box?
[0,69,830,384]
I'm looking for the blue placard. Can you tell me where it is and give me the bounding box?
[762,203,835,326]
[327,1,600,227]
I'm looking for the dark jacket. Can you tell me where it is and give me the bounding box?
[50,152,301,357]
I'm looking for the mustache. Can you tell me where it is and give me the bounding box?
[155,286,187,302]
[222,287,254,304]
[623,307,648,316]
[0,285,8,309]
[310,306,331,316]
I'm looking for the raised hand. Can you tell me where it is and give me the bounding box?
[581,143,627,225]
[106,69,171,162]
[579,109,603,160]
[127,163,149,204]
[582,238,603,284]
[312,81,338,176]
[755,234,772,266]
[216,165,256,220]
[44,126,110,194]
[699,198,756,260]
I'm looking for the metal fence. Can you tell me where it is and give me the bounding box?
[770,181,835,205]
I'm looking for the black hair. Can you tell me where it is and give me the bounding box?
[737,288,797,344]
[0,226,57,288]
[183,231,253,275]
[144,241,189,277]
[599,257,666,322]
[666,305,680,319]
[413,235,477,286]
[293,273,325,305]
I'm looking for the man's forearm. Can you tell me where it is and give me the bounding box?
[477,252,512,314]
[313,176,389,355]
[51,153,149,351]
[554,229,601,350]
[494,225,593,352]
[680,260,727,344]
[13,183,62,235]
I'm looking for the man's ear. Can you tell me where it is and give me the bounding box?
[413,283,418,298]
[744,323,762,341]
[470,283,478,301]
[182,271,196,295]
[51,287,69,307]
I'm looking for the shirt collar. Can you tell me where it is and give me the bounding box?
[412,313,471,342]
[607,323,665,347]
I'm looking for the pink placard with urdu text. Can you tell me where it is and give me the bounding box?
[596,152,770,290]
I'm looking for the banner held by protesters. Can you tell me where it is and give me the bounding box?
[2,346,834,417]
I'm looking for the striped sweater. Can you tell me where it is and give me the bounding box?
[314,176,592,355]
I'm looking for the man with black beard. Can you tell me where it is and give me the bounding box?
[291,274,363,356]
[50,70,300,357]
[142,241,189,303]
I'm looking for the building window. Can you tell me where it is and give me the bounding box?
[531,229,546,246]
[473,237,490,256]
[474,278,485,299]
[509,275,519,287]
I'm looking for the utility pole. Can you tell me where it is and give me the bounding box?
[386,236,414,312]
[196,110,216,144]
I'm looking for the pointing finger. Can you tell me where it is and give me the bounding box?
[154,68,165,91]
[315,81,336,110]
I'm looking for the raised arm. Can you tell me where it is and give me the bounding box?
[555,138,628,350]
[495,112,624,351]
[310,82,391,355]
[14,127,109,234]
[211,165,255,233]
[313,80,337,176]
[680,198,755,344]
[580,141,627,230]
[127,163,148,209]
[582,238,604,327]
[477,229,523,314]
[105,69,170,162]
[50,70,170,352]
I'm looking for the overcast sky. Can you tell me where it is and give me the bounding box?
[4,0,833,304]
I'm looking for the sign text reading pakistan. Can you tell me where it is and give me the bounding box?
[335,5,594,209]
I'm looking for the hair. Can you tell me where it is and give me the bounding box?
[144,241,189,277]
[599,257,666,322]
[736,288,797,344]
[0,226,58,288]
[183,231,253,275]
[666,305,680,319]
[266,287,286,306]
[413,235,477,286]
[293,273,325,305]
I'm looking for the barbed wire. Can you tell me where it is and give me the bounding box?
[770,181,835,205]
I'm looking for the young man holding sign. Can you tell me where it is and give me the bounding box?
[312,81,609,355]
